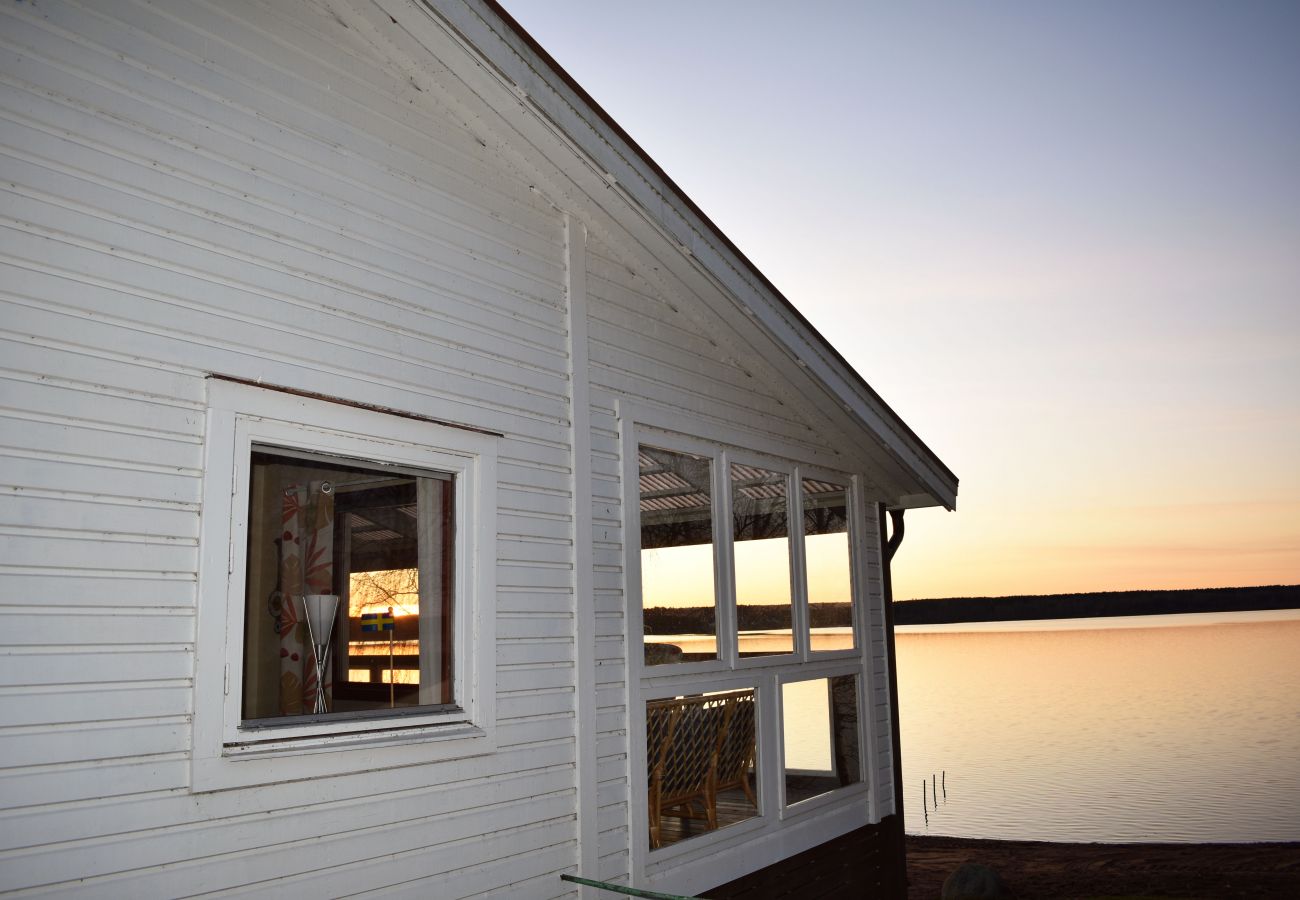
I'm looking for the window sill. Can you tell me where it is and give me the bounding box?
[223,719,486,759]
[193,721,496,793]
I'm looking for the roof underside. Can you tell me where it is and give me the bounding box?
[638,449,846,515]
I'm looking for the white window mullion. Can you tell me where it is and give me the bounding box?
[417,477,440,705]
[789,469,811,662]
[715,448,738,667]
[758,670,782,817]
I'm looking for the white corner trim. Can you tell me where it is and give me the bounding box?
[566,216,602,893]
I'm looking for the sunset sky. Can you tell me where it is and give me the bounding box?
[503,1,1300,599]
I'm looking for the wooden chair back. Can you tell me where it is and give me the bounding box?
[646,689,757,848]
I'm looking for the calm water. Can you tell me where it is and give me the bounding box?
[897,610,1300,843]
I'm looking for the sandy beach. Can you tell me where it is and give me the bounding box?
[905,835,1300,899]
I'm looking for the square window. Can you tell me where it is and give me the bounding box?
[241,447,455,724]
[193,381,497,791]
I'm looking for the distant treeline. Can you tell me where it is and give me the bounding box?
[642,586,1300,633]
[892,584,1300,626]
[643,602,852,635]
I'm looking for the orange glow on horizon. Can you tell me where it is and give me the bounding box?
[891,498,1300,600]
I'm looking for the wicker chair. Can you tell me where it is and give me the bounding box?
[646,689,757,848]
[714,691,757,806]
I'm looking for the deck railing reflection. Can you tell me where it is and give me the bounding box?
[646,689,758,848]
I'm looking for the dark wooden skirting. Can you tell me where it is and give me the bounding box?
[701,816,906,899]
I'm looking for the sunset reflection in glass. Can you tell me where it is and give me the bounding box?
[639,445,717,665]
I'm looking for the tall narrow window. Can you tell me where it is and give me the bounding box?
[732,463,793,656]
[639,446,717,665]
[802,479,855,651]
[241,448,454,722]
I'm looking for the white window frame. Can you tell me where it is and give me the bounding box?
[776,667,869,816]
[726,449,799,669]
[620,402,874,893]
[796,463,866,665]
[193,380,497,792]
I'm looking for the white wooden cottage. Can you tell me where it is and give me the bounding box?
[0,1,957,897]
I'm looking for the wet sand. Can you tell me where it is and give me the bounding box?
[905,835,1300,899]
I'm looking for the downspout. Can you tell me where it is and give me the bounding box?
[878,504,907,897]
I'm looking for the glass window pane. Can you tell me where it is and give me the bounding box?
[732,463,792,656]
[242,448,454,722]
[803,479,855,652]
[646,689,758,849]
[639,446,717,665]
[782,676,861,805]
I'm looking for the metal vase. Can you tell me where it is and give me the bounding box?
[302,593,339,714]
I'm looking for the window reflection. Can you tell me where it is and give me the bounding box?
[639,446,717,665]
[242,449,454,722]
[646,689,758,848]
[731,463,793,656]
[782,676,861,805]
[803,479,855,651]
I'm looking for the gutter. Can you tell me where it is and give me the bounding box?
[879,505,909,894]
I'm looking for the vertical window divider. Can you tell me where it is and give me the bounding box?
[417,478,438,705]
[758,669,782,819]
[848,476,871,658]
[715,448,739,667]
[333,515,354,701]
[790,469,811,662]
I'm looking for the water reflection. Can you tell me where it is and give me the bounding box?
[897,610,1300,842]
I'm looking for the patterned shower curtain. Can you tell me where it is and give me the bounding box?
[278,481,335,715]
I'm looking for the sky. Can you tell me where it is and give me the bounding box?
[501,1,1300,600]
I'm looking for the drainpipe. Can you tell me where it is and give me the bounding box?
[878,504,907,897]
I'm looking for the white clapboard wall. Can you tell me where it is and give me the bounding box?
[0,0,579,896]
[0,0,905,896]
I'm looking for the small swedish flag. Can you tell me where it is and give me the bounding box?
[361,612,396,633]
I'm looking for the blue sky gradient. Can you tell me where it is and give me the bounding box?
[502,0,1300,597]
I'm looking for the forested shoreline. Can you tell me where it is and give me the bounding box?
[892,584,1299,625]
[641,584,1299,633]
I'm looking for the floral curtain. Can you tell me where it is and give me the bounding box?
[277,481,335,715]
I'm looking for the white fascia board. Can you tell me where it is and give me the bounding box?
[408,0,957,509]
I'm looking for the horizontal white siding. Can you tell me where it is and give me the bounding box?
[585,247,827,453]
[0,1,908,895]
[0,1,578,897]
[582,230,894,885]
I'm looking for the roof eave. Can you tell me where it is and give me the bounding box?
[425,0,959,509]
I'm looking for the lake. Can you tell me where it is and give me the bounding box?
[896,609,1300,843]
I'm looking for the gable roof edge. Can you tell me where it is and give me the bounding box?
[421,0,958,509]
